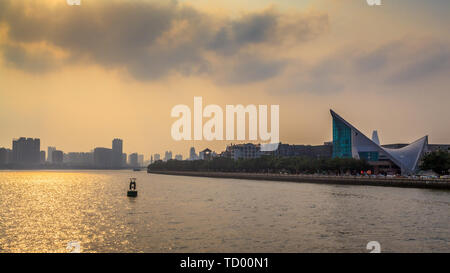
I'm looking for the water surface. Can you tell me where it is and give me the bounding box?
[0,170,448,252]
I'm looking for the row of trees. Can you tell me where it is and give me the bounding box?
[148,156,372,175]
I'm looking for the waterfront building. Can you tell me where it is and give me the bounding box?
[40,151,46,163]
[12,137,40,164]
[47,146,56,162]
[138,154,144,167]
[331,109,428,175]
[52,150,64,164]
[0,148,12,165]
[129,153,139,167]
[268,142,332,158]
[112,138,123,168]
[64,152,93,167]
[224,143,261,160]
[93,147,112,168]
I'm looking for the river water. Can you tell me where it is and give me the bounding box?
[0,170,448,253]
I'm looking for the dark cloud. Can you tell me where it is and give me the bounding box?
[277,39,450,95]
[1,44,58,73]
[220,54,288,84]
[0,0,328,83]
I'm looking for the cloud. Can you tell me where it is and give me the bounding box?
[274,39,450,95]
[0,0,328,83]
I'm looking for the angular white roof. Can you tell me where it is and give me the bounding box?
[330,109,428,174]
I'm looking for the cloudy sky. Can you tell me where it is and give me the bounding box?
[0,0,449,158]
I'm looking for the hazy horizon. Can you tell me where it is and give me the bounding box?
[1,0,450,159]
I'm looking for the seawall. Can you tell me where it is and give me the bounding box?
[147,170,450,190]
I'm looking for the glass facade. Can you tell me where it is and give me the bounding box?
[358,151,379,161]
[332,118,352,158]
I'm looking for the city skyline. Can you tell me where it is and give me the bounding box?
[1,0,450,160]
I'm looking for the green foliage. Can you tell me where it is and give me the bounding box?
[148,156,371,175]
[420,151,450,175]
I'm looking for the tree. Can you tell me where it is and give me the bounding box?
[420,151,450,175]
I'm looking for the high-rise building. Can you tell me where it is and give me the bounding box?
[12,137,40,164]
[154,153,161,161]
[164,151,172,161]
[129,153,138,167]
[47,146,56,162]
[175,154,183,161]
[52,150,64,164]
[93,147,112,168]
[138,154,144,167]
[65,152,93,167]
[189,147,197,160]
[0,148,12,165]
[40,151,46,163]
[122,153,127,166]
[112,138,123,168]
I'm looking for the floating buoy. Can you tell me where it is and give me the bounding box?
[127,178,138,197]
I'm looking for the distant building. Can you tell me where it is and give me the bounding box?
[40,151,46,163]
[0,148,12,165]
[199,148,213,160]
[225,143,261,160]
[269,142,332,159]
[427,144,450,153]
[122,153,127,166]
[164,151,172,161]
[52,150,64,164]
[138,154,144,167]
[154,153,161,161]
[47,146,56,162]
[93,147,112,168]
[12,137,40,164]
[64,152,93,167]
[189,147,198,160]
[129,153,138,167]
[112,139,123,168]
[175,154,183,161]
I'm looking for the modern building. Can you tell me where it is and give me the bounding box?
[129,153,139,167]
[93,147,112,168]
[330,109,428,175]
[40,151,46,163]
[138,154,144,167]
[112,138,123,168]
[52,150,64,164]
[64,152,93,167]
[12,137,40,164]
[174,154,183,161]
[47,146,56,162]
[0,148,12,165]
[154,153,161,161]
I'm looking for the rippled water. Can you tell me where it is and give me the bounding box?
[0,170,448,253]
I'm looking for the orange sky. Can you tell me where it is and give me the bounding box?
[1,0,449,159]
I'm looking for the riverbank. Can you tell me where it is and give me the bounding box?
[148,170,450,189]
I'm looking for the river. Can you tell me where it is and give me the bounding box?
[0,170,448,252]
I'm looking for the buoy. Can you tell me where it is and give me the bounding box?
[127,178,138,197]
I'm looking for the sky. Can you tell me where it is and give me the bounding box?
[0,0,449,159]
